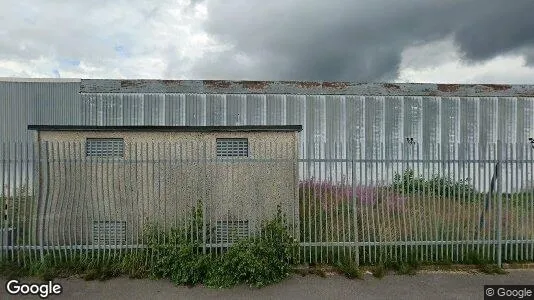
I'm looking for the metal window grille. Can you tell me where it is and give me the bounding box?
[216,138,249,157]
[92,221,126,245]
[215,220,249,243]
[86,138,124,157]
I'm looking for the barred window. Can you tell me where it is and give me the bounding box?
[93,221,126,245]
[215,220,249,243]
[216,138,249,157]
[86,138,124,157]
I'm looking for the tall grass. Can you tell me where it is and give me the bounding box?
[0,185,36,245]
[298,170,533,245]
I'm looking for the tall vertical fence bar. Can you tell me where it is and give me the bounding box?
[0,141,533,266]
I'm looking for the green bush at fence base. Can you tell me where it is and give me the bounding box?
[298,243,534,266]
[1,242,516,284]
[0,206,298,288]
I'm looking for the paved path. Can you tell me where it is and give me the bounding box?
[2,270,534,299]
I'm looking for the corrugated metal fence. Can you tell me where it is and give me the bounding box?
[1,141,533,266]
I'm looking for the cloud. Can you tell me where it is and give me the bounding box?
[190,0,534,81]
[397,38,534,84]
[0,0,213,78]
[452,2,534,64]
[2,0,534,83]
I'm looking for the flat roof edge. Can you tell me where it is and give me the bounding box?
[27,125,303,132]
[80,79,534,96]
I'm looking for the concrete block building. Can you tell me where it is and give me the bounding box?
[28,125,302,246]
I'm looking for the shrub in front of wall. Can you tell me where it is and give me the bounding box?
[144,205,297,288]
[1,206,298,289]
[205,208,298,288]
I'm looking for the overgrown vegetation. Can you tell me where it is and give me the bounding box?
[204,217,297,288]
[371,264,387,278]
[0,250,150,281]
[0,205,298,288]
[335,258,363,279]
[464,251,507,275]
[392,169,483,201]
[298,169,533,246]
[0,185,36,245]
[1,168,526,286]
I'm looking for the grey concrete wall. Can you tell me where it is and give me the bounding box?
[35,130,299,246]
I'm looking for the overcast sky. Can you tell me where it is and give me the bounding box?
[1,0,534,83]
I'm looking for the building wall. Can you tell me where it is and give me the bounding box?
[77,92,534,161]
[35,130,299,246]
[0,79,82,143]
[1,79,534,160]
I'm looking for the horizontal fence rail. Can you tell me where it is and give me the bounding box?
[0,141,533,267]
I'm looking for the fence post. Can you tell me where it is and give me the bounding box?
[351,143,359,266]
[496,140,503,267]
[37,141,48,262]
[202,141,207,255]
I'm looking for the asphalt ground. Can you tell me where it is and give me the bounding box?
[1,269,534,300]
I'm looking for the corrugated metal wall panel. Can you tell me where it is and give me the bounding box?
[365,96,385,160]
[164,94,187,126]
[206,94,226,126]
[345,96,366,157]
[306,95,326,158]
[245,94,266,125]
[185,94,206,126]
[516,98,532,142]
[498,97,518,144]
[479,97,499,145]
[266,94,285,126]
[122,94,143,125]
[0,81,81,142]
[143,94,165,125]
[459,97,479,160]
[385,96,403,160]
[403,96,423,145]
[227,94,246,126]
[460,97,479,144]
[2,80,534,160]
[441,97,461,158]
[285,95,306,156]
[422,97,441,159]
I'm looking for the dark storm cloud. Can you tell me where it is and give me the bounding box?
[453,2,534,63]
[190,0,534,81]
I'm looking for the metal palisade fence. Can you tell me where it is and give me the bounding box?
[0,141,533,267]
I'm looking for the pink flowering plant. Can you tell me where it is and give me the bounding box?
[298,178,405,211]
[298,178,406,242]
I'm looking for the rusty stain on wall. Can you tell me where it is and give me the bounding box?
[120,80,145,89]
[241,81,269,90]
[204,80,233,89]
[161,80,186,87]
[78,79,534,97]
[383,83,401,90]
[481,84,512,91]
[294,81,322,89]
[437,84,461,93]
[322,82,349,89]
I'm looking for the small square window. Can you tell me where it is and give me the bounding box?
[92,221,126,245]
[215,220,249,243]
[86,138,124,157]
[216,138,249,157]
